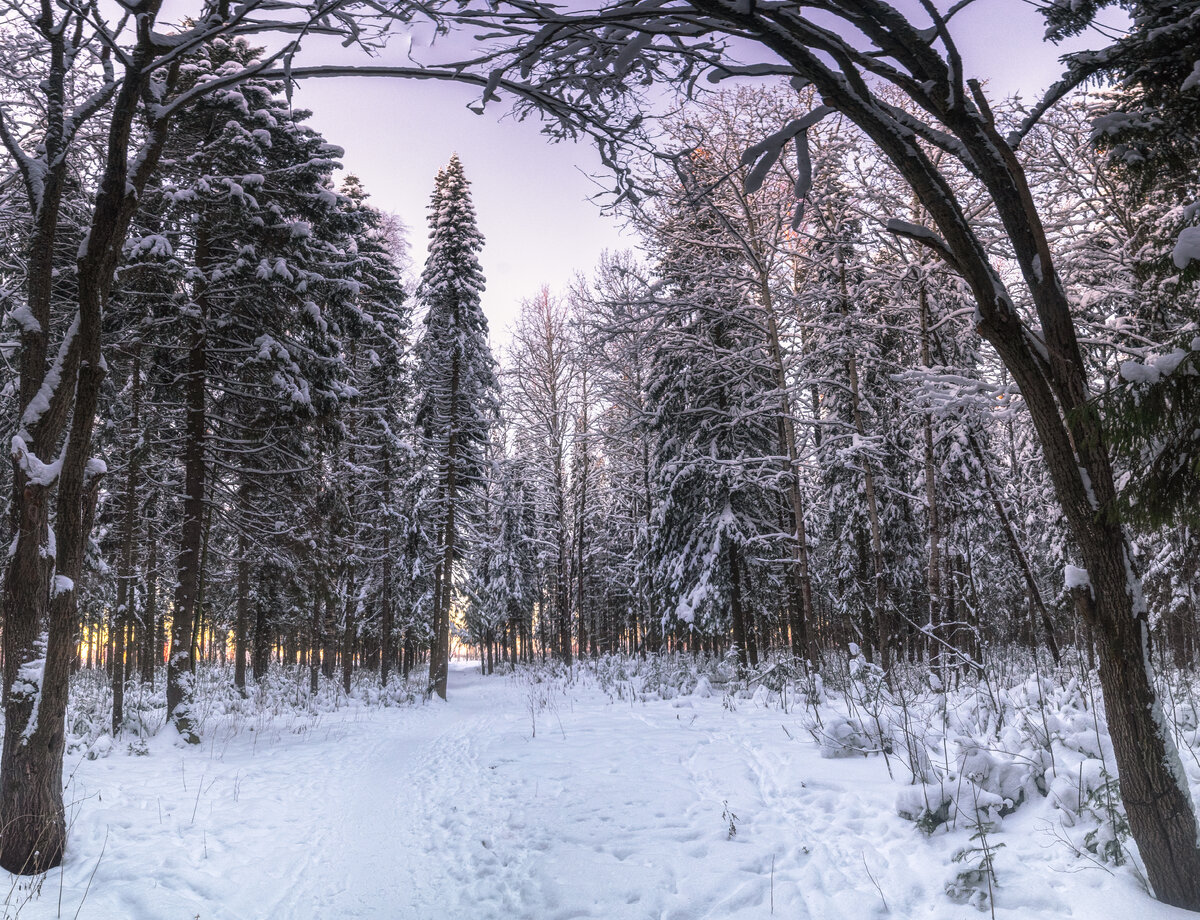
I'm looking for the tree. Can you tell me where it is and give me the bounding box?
[574,251,663,654]
[414,154,499,700]
[336,176,414,688]
[506,288,577,661]
[628,86,825,662]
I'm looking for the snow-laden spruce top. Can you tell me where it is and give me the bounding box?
[413,154,500,493]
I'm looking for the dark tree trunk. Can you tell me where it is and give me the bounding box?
[0,43,177,876]
[575,399,590,660]
[253,598,270,682]
[112,347,143,734]
[840,267,890,674]
[166,224,209,743]
[380,456,395,688]
[431,347,461,700]
[727,543,749,672]
[234,524,249,693]
[342,594,355,695]
[142,524,159,685]
[762,283,818,666]
[322,593,337,681]
[309,590,322,695]
[918,282,942,665]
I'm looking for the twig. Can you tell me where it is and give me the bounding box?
[862,851,889,913]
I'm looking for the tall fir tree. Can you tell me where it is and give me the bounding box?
[413,155,499,699]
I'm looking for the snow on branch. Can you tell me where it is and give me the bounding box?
[740,107,833,195]
[883,218,962,274]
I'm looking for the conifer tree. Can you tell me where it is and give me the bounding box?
[414,155,499,699]
[643,168,785,667]
[115,38,354,735]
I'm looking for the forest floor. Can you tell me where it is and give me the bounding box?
[2,658,1193,919]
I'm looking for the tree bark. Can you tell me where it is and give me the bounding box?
[380,454,395,687]
[166,221,209,743]
[918,282,942,665]
[234,522,250,693]
[841,299,890,673]
[342,593,356,695]
[430,345,460,700]
[142,522,159,686]
[762,282,818,665]
[728,542,749,672]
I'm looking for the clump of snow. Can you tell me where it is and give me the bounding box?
[1183,61,1200,93]
[1173,226,1200,269]
[1120,348,1190,385]
[816,714,873,758]
[1065,564,1091,591]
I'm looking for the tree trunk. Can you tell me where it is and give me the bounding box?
[112,348,143,733]
[234,525,250,693]
[728,543,749,672]
[556,463,572,665]
[575,393,590,660]
[845,344,889,672]
[166,224,209,743]
[431,347,461,700]
[762,282,818,666]
[342,593,356,695]
[322,592,337,681]
[309,589,322,695]
[917,282,942,665]
[380,455,395,688]
[142,525,159,685]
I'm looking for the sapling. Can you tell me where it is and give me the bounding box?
[947,787,1004,916]
[721,800,739,839]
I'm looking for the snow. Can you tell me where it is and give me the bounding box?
[884,218,945,249]
[1172,226,1200,269]
[4,660,1195,920]
[1065,564,1091,591]
[16,634,48,743]
[1120,360,1162,384]
[12,435,62,487]
[129,234,173,259]
[1182,60,1200,93]
[7,304,41,334]
[1120,349,1190,385]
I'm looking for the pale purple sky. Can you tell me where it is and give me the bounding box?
[297,2,1112,344]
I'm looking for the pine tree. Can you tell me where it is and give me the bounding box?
[414,154,499,699]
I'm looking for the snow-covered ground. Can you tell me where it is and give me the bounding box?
[4,659,1194,919]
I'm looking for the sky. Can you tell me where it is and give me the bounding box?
[296,1,1117,347]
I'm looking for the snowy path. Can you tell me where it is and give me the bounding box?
[6,661,1190,919]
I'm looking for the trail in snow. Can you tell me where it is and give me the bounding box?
[3,661,1190,919]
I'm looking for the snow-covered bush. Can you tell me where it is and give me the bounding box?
[586,651,731,702]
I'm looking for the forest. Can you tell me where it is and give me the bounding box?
[0,0,1198,917]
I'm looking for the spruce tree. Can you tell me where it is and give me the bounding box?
[413,155,499,699]
[643,169,785,668]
